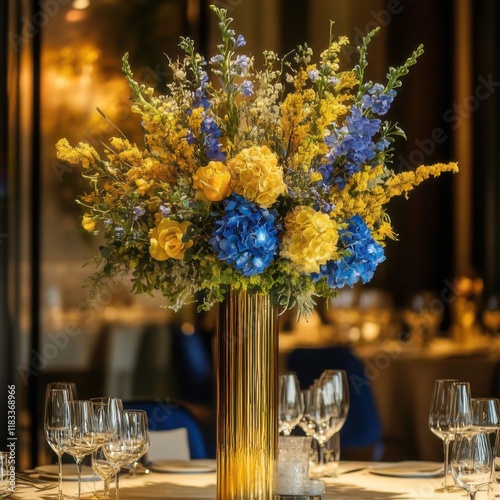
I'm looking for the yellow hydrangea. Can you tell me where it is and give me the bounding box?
[193,161,232,202]
[149,218,193,261]
[280,206,339,273]
[228,146,286,208]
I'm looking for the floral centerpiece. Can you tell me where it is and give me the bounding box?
[57,7,457,499]
[56,7,457,318]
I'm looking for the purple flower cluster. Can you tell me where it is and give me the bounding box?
[313,215,385,288]
[326,107,381,178]
[362,83,396,116]
[209,194,279,277]
[200,116,226,161]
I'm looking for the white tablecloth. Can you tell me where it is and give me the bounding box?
[10,461,491,499]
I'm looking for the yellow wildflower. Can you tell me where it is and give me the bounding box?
[149,218,193,261]
[228,146,286,208]
[81,214,96,232]
[280,206,338,274]
[55,138,100,169]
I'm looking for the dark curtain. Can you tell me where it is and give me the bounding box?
[473,1,500,299]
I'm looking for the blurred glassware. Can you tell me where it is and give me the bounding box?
[471,398,500,434]
[278,372,304,436]
[307,370,349,477]
[401,291,444,347]
[451,432,492,500]
[483,295,500,336]
[0,451,10,498]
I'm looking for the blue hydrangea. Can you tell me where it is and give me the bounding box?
[326,106,381,177]
[209,194,279,277]
[313,215,385,288]
[362,83,397,116]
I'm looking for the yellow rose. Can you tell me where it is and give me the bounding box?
[193,161,232,202]
[149,218,193,261]
[280,206,338,273]
[228,145,286,208]
[82,214,96,232]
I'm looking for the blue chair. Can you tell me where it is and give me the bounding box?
[122,400,208,459]
[287,346,383,458]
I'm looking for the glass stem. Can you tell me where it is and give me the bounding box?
[76,459,83,499]
[115,472,120,500]
[103,478,109,499]
[443,438,450,490]
[57,453,64,499]
[318,442,326,475]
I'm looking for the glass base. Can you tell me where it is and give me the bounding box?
[434,485,463,493]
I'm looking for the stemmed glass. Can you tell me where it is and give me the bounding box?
[64,400,99,499]
[429,379,460,493]
[44,383,76,500]
[122,410,150,473]
[102,401,131,500]
[91,398,121,499]
[307,370,349,476]
[451,432,492,500]
[471,398,500,435]
[92,446,118,500]
[429,379,472,493]
[278,372,304,436]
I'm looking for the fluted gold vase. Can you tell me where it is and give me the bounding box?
[216,288,278,500]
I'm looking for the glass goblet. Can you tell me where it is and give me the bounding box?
[64,400,99,500]
[122,410,150,473]
[471,398,500,434]
[92,446,118,500]
[44,384,75,500]
[429,378,461,493]
[451,432,492,500]
[278,372,304,436]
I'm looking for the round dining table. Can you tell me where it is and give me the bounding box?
[10,460,492,499]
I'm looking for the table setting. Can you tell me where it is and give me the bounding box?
[3,375,500,500]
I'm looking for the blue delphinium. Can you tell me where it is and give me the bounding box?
[313,215,385,288]
[210,194,279,277]
[200,116,226,161]
[326,106,381,179]
[362,83,397,116]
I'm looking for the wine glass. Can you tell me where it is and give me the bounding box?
[64,400,99,499]
[429,379,461,493]
[450,382,473,434]
[472,398,500,434]
[278,372,304,436]
[102,402,131,500]
[307,370,349,477]
[91,398,121,497]
[122,410,150,472]
[44,383,76,500]
[92,446,118,500]
[451,432,492,500]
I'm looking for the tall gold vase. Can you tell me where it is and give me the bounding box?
[216,288,278,500]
